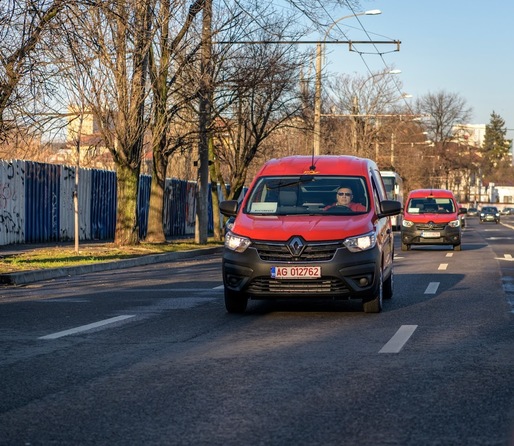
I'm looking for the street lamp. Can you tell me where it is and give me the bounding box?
[314,10,382,155]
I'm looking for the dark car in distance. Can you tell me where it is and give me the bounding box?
[467,207,478,217]
[480,206,500,223]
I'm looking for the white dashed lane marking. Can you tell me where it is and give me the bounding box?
[38,315,135,340]
[379,325,418,354]
[424,282,440,294]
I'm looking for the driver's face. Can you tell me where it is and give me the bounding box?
[337,188,353,205]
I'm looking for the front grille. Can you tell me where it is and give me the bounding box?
[252,240,342,262]
[247,277,350,295]
[416,223,446,230]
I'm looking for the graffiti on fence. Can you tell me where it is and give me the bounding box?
[0,161,24,243]
[0,159,210,245]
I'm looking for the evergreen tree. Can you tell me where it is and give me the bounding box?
[481,111,512,176]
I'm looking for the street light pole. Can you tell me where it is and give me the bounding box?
[313,42,322,155]
[313,10,382,155]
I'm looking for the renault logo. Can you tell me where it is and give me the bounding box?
[287,236,305,256]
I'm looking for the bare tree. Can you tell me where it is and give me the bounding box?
[145,0,206,243]
[415,90,472,189]
[326,69,406,159]
[0,0,67,145]
[213,38,309,204]
[60,0,155,245]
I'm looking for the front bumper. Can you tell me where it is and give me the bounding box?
[222,242,381,302]
[401,224,461,246]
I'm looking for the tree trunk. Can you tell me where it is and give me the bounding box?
[145,146,167,243]
[114,163,140,246]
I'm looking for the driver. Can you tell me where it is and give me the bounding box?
[323,186,366,212]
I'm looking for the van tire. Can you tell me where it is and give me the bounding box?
[224,288,248,314]
[363,268,383,313]
[383,267,393,299]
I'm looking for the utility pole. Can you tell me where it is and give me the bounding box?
[196,0,213,244]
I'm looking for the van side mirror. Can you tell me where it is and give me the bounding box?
[458,207,467,215]
[378,200,402,218]
[220,200,239,217]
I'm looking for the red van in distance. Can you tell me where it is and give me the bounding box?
[401,188,466,251]
[219,155,402,314]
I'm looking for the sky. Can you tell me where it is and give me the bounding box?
[308,0,514,140]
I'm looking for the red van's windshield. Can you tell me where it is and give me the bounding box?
[244,175,369,216]
[406,197,456,214]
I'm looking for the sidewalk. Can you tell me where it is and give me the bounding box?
[0,241,223,286]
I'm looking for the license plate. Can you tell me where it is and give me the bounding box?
[270,266,321,279]
[421,231,440,238]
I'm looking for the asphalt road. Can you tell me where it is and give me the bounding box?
[0,216,513,445]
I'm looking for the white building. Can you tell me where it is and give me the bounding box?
[453,123,486,147]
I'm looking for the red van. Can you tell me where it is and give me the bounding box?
[219,155,402,314]
[400,188,465,251]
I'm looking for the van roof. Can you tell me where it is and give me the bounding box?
[407,188,456,199]
[256,155,375,176]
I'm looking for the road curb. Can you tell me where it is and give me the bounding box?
[0,246,223,286]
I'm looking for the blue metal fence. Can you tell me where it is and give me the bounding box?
[91,168,117,240]
[0,160,210,246]
[24,162,61,243]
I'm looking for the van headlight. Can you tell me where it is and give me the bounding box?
[344,232,376,252]
[448,219,460,228]
[225,232,252,253]
[402,219,414,228]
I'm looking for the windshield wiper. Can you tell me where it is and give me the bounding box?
[268,175,315,190]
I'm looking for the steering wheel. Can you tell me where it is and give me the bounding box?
[326,205,351,213]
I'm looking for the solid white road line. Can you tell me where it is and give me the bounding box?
[379,325,418,354]
[38,315,136,340]
[424,282,440,294]
[438,263,448,270]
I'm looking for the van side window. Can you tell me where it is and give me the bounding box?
[370,174,386,214]
[371,181,381,215]
[371,169,388,201]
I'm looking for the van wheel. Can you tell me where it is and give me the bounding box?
[401,242,410,251]
[363,268,383,313]
[383,267,393,299]
[224,288,248,314]
[454,244,461,251]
